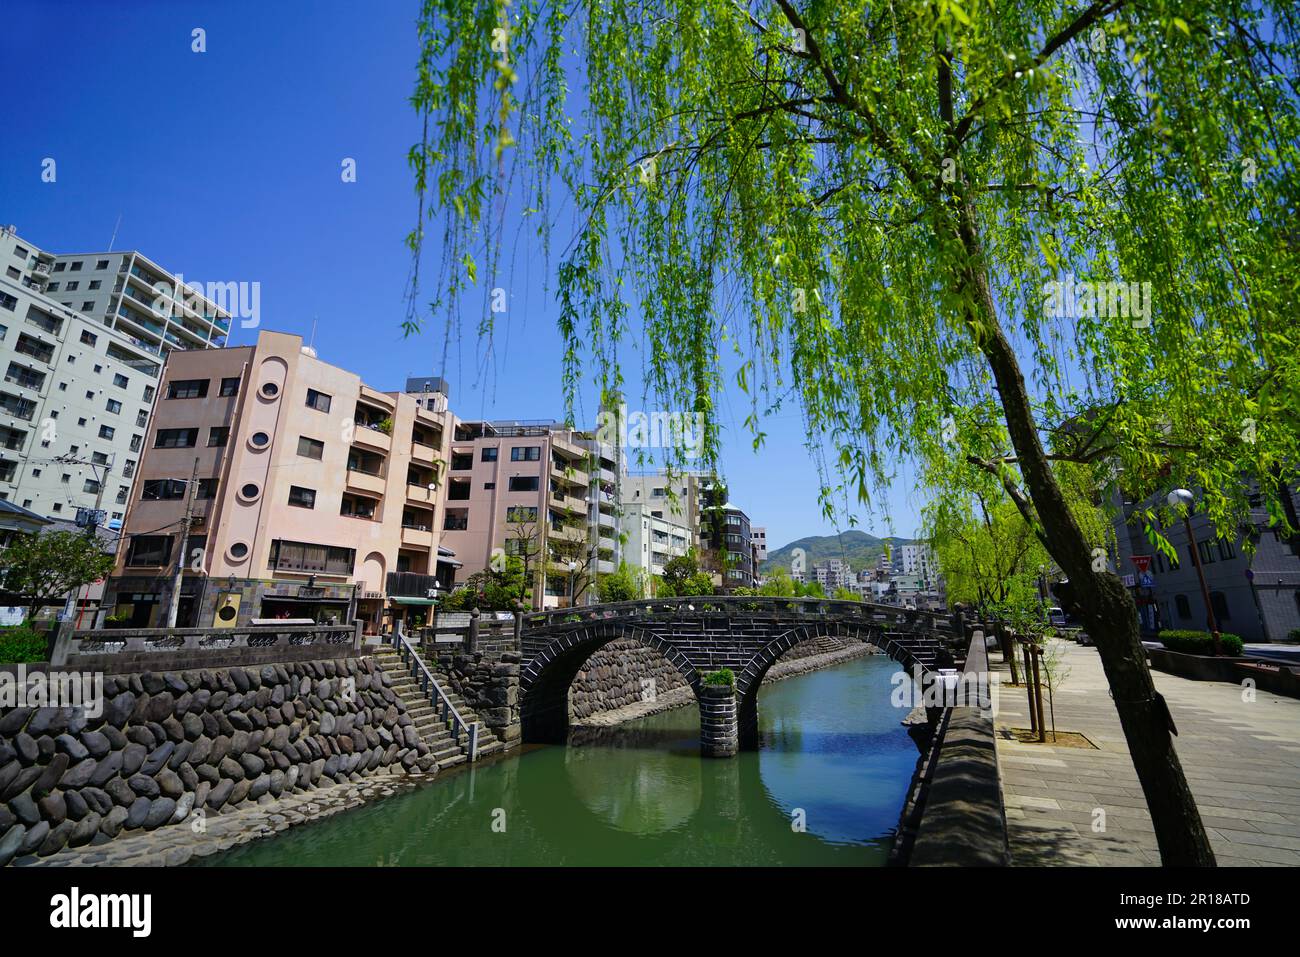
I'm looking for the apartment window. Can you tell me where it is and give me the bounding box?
[45,282,58,292]
[5,362,45,391]
[113,373,128,388]
[1217,539,1236,561]
[484,482,495,490]
[305,389,331,412]
[82,479,101,494]
[509,476,539,492]
[136,410,148,427]
[451,452,474,470]
[444,510,469,531]
[288,486,316,509]
[106,399,122,414]
[219,376,240,397]
[197,478,218,499]
[13,246,28,259]
[53,262,66,273]
[98,425,115,440]
[85,390,95,400]
[80,330,98,346]
[96,260,109,270]
[510,446,540,462]
[1175,594,1192,620]
[297,436,324,460]
[142,479,187,500]
[130,434,143,452]
[269,539,354,575]
[154,428,198,448]
[481,447,498,462]
[506,506,538,522]
[65,281,78,291]
[167,378,209,399]
[1196,540,1216,564]
[0,293,15,311]
[89,280,102,290]
[143,385,155,402]
[126,535,172,567]
[91,451,108,465]
[116,486,128,504]
[4,267,16,279]
[70,261,82,271]
[208,426,229,447]
[81,302,93,312]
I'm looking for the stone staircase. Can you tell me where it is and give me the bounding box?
[370,645,504,770]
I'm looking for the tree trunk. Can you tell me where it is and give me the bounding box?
[952,204,1216,866]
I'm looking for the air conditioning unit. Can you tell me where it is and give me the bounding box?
[212,591,240,628]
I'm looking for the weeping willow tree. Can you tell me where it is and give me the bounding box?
[408,1,1300,865]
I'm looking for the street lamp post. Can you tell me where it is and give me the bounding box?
[1167,488,1222,656]
[567,559,577,607]
[1037,564,1048,622]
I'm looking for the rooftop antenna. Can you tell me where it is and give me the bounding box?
[107,214,122,252]
[309,317,317,349]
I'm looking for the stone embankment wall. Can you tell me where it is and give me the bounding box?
[434,651,522,750]
[0,657,430,866]
[569,634,857,718]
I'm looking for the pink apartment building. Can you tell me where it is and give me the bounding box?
[103,331,456,632]
[440,420,618,608]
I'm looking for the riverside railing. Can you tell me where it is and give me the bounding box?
[390,623,480,761]
[520,596,948,632]
[49,621,363,671]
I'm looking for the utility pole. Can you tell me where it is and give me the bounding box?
[166,458,200,629]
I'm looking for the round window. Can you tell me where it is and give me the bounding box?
[217,604,238,622]
[229,542,249,559]
[250,431,270,448]
[240,483,259,499]
[260,382,280,398]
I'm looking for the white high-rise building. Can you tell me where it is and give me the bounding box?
[0,226,231,525]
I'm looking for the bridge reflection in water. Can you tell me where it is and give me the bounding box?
[203,655,916,867]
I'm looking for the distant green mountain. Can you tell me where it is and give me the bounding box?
[762,530,916,575]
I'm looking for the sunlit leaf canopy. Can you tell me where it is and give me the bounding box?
[408,0,1299,546]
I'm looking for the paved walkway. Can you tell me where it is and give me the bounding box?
[993,641,1300,866]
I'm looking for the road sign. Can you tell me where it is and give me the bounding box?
[1131,555,1153,574]
[1138,572,1155,588]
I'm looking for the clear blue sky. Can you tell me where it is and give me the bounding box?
[0,0,926,550]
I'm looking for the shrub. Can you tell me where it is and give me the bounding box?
[1287,628,1300,644]
[702,668,735,687]
[0,625,48,664]
[1159,630,1244,657]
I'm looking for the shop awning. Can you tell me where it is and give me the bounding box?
[390,596,438,605]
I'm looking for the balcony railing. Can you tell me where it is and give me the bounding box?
[387,571,442,599]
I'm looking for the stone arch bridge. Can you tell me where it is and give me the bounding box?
[518,598,955,756]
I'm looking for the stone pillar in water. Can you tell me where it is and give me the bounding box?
[699,683,739,758]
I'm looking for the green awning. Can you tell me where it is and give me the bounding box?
[389,597,438,605]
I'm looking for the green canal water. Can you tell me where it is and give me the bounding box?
[203,655,917,866]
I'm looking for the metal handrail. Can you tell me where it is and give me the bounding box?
[390,623,480,761]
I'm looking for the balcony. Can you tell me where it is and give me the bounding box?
[551,462,590,486]
[345,466,386,497]
[411,440,437,465]
[351,423,392,453]
[386,571,441,599]
[406,482,436,505]
[550,489,585,513]
[401,524,434,549]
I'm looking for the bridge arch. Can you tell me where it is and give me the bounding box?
[735,620,887,750]
[519,622,702,744]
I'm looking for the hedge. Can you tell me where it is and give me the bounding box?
[1158,630,1244,657]
[0,625,49,665]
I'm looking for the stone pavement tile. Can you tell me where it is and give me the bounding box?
[1210,827,1300,852]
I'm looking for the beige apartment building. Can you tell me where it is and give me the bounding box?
[440,420,618,608]
[102,330,455,632]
